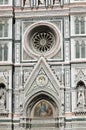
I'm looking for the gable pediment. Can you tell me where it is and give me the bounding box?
[24,57,61,96]
[75,70,86,84]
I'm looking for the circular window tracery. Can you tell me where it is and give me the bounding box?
[32,32,55,53]
[24,22,61,59]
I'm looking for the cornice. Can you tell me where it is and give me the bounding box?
[14,3,86,18]
[0,6,13,17]
[14,7,69,18]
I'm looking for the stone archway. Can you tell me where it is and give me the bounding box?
[26,93,59,118]
[20,93,61,130]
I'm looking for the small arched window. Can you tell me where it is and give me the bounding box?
[0,20,8,37]
[75,40,86,59]
[75,41,80,58]
[81,41,85,58]
[81,17,85,34]
[75,17,85,34]
[0,44,8,61]
[75,17,79,34]
[4,44,8,61]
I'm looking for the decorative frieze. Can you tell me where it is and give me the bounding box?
[23,0,61,8]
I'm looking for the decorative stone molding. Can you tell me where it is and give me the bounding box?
[20,116,65,128]
[0,112,8,117]
[75,70,86,85]
[74,111,86,116]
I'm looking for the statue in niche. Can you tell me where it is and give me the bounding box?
[77,88,85,108]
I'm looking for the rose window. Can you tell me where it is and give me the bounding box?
[32,32,55,53]
[24,22,61,59]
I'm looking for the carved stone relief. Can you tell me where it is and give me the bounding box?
[75,69,86,111]
[77,87,85,108]
[36,74,48,87]
[24,0,58,7]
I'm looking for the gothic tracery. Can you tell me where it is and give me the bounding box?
[32,32,55,53]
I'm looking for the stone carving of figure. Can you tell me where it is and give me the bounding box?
[36,74,48,87]
[77,88,85,107]
[39,76,45,86]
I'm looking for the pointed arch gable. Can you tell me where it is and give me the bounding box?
[24,57,61,96]
[23,90,61,117]
[0,76,7,86]
[75,70,86,86]
[76,80,85,88]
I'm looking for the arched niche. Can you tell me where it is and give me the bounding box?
[76,80,85,88]
[0,83,6,111]
[25,93,59,118]
[31,100,53,118]
[76,80,86,108]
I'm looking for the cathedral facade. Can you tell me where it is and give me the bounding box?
[0,0,86,130]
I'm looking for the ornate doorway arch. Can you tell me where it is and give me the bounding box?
[20,93,61,130]
[26,93,59,118]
